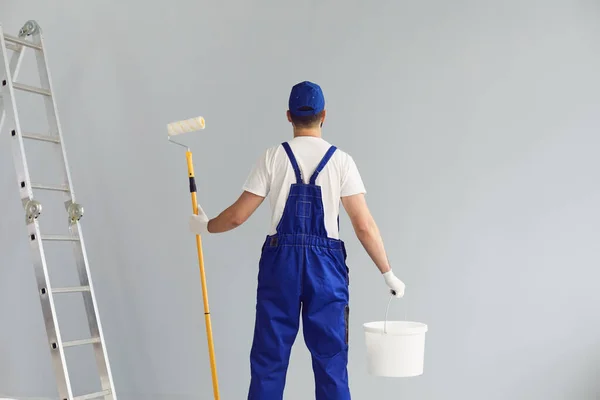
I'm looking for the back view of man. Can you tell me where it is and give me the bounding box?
[189,81,406,399]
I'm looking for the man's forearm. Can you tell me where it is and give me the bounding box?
[355,220,391,274]
[203,191,265,234]
[207,207,243,233]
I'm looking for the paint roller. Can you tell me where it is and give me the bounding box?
[167,116,220,400]
[167,116,206,137]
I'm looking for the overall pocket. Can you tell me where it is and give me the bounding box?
[344,304,350,345]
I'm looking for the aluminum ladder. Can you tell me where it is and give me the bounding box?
[0,20,117,400]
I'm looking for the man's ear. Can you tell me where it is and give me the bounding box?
[287,110,293,123]
[321,109,327,127]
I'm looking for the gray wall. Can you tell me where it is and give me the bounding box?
[1,1,600,399]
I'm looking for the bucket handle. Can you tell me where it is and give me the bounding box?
[383,292,408,334]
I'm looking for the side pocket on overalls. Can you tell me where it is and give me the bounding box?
[344,304,350,345]
[342,242,349,285]
[257,236,275,284]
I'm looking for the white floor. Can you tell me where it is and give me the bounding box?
[0,397,53,400]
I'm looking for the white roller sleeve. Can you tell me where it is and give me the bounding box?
[167,116,205,136]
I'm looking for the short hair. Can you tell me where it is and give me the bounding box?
[289,107,325,128]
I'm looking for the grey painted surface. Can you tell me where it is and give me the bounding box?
[1,0,599,399]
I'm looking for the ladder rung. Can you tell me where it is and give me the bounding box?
[21,132,61,143]
[13,82,51,96]
[6,43,20,52]
[74,390,112,400]
[62,337,101,348]
[41,234,80,242]
[3,34,43,50]
[52,286,90,294]
[31,183,70,192]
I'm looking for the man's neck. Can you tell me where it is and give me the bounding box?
[293,128,322,138]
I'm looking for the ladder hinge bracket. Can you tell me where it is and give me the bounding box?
[23,199,42,224]
[19,20,41,37]
[65,200,84,225]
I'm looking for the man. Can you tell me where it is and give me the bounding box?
[189,81,406,399]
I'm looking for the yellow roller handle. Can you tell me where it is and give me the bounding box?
[186,150,220,400]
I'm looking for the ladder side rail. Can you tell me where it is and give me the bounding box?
[0,26,75,400]
[32,29,117,399]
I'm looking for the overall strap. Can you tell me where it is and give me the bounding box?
[309,146,337,185]
[281,142,303,184]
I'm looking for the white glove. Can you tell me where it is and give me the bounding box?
[383,270,405,298]
[189,204,210,236]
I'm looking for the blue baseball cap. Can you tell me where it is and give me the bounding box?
[288,81,325,117]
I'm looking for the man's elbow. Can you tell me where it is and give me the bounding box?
[230,212,248,228]
[353,220,372,237]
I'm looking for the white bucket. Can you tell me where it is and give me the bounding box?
[363,297,428,377]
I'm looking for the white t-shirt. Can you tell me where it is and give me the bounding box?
[242,136,366,239]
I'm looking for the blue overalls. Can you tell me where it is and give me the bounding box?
[248,142,351,400]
